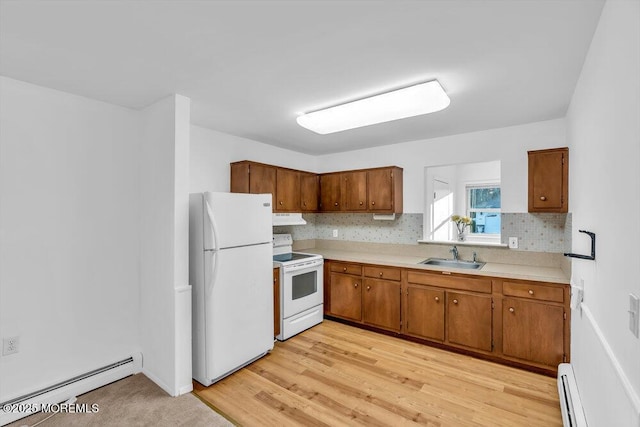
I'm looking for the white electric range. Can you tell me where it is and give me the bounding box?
[272,234,324,340]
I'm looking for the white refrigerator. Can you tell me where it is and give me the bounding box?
[189,192,274,386]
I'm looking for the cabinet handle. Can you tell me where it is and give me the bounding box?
[359,201,363,205]
[371,201,375,206]
[528,289,534,295]
[540,196,547,201]
[509,307,515,313]
[303,202,307,207]
[434,296,440,302]
[453,299,458,304]
[343,267,347,272]
[334,202,338,206]
[366,286,371,291]
[354,283,359,288]
[379,272,383,277]
[279,201,283,205]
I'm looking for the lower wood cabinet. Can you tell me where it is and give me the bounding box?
[324,259,570,375]
[363,278,401,332]
[404,285,445,341]
[447,291,492,352]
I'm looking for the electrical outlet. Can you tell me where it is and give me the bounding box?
[332,229,338,238]
[508,237,518,249]
[3,336,19,355]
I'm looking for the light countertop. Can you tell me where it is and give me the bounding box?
[309,248,570,284]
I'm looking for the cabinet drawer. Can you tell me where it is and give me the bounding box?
[503,281,564,303]
[407,271,492,294]
[330,262,362,276]
[363,266,401,281]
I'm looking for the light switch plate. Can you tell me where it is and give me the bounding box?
[630,294,639,338]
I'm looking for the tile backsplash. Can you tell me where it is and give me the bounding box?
[275,212,571,253]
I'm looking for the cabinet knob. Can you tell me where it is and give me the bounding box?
[509,307,515,313]
[279,201,283,205]
[371,201,375,206]
[540,196,547,201]
[434,296,440,302]
[453,299,458,304]
[366,285,371,291]
[528,289,534,295]
[303,202,307,207]
[334,202,338,206]
[359,201,363,205]
[343,267,347,272]
[354,283,358,288]
[379,272,383,277]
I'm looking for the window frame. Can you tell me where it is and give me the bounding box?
[465,182,501,241]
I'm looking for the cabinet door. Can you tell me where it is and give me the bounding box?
[300,173,319,211]
[447,292,492,351]
[363,279,401,332]
[367,168,393,211]
[329,273,362,321]
[528,148,568,212]
[342,170,367,211]
[320,174,342,211]
[503,298,564,366]
[276,168,300,211]
[249,163,277,208]
[230,162,250,193]
[404,285,445,341]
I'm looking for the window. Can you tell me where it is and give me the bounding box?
[466,184,501,236]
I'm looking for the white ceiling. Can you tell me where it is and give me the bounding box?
[0,1,604,155]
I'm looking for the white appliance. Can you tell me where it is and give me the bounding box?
[189,192,274,386]
[273,234,324,340]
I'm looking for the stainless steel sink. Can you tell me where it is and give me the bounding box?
[418,258,485,270]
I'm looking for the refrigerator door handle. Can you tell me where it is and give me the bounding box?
[207,249,219,293]
[204,199,220,251]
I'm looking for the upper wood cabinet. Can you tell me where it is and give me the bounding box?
[300,172,319,212]
[367,167,402,212]
[275,168,300,211]
[230,161,277,207]
[342,170,368,211]
[231,161,402,213]
[528,147,568,213]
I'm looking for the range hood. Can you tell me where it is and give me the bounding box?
[272,213,307,226]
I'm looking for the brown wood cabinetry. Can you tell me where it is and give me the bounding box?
[447,291,493,351]
[342,170,368,211]
[499,278,569,368]
[273,267,280,338]
[320,173,342,211]
[367,167,402,212]
[231,161,402,214]
[230,161,277,207]
[528,147,568,213]
[300,172,319,211]
[404,285,445,341]
[275,168,300,211]
[325,260,569,375]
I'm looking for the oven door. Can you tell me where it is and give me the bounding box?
[282,260,324,319]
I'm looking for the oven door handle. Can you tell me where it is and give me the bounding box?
[284,261,323,273]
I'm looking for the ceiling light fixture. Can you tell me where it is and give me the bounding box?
[296,80,450,135]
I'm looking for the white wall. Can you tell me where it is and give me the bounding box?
[190,125,317,193]
[0,77,141,400]
[139,94,192,396]
[316,119,566,213]
[566,0,640,425]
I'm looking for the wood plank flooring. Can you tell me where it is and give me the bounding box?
[193,320,562,426]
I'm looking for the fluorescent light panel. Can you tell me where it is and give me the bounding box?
[296,80,450,134]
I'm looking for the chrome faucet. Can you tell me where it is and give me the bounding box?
[450,245,459,261]
[473,252,478,263]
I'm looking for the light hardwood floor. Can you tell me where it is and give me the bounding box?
[194,320,562,426]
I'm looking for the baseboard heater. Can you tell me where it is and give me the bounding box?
[557,363,588,427]
[0,353,142,426]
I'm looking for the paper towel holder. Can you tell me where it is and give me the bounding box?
[564,230,596,260]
